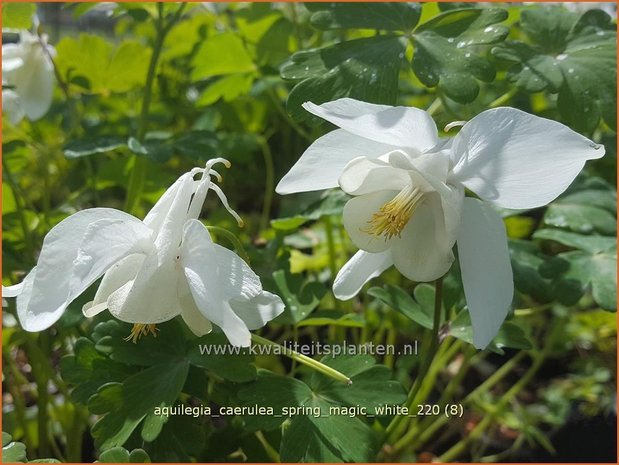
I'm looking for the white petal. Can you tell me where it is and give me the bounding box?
[2,89,25,125]
[69,218,153,299]
[333,251,392,300]
[16,268,37,330]
[342,190,399,253]
[275,129,394,194]
[457,198,514,349]
[181,220,262,300]
[17,208,142,331]
[143,172,194,238]
[338,156,409,196]
[449,107,605,209]
[12,43,54,121]
[178,277,213,337]
[107,250,182,324]
[181,219,264,346]
[390,194,456,282]
[82,253,145,318]
[3,280,24,298]
[184,266,251,346]
[303,98,439,152]
[229,291,285,330]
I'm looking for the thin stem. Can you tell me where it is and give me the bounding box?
[257,137,274,234]
[206,225,251,263]
[488,87,518,109]
[438,349,547,462]
[413,350,528,449]
[251,334,352,385]
[124,4,186,214]
[384,277,443,442]
[255,431,280,462]
[2,157,36,263]
[266,87,313,142]
[426,98,442,116]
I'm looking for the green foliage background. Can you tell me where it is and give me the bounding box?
[2,2,617,463]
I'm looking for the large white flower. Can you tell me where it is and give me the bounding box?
[2,31,55,124]
[3,159,284,346]
[276,98,605,349]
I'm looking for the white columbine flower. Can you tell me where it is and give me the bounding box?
[3,159,284,346]
[276,98,604,349]
[2,31,55,124]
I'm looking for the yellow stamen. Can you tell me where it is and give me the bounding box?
[363,186,424,240]
[124,324,158,343]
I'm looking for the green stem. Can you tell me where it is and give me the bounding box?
[438,349,546,462]
[206,226,250,263]
[3,353,32,447]
[257,137,275,234]
[413,350,527,450]
[426,98,442,116]
[324,216,342,311]
[26,333,52,458]
[251,334,352,385]
[266,87,313,142]
[384,277,443,442]
[124,4,186,214]
[255,431,280,462]
[488,87,518,109]
[2,157,36,263]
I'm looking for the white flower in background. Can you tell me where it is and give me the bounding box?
[276,98,604,349]
[3,159,285,346]
[2,30,55,124]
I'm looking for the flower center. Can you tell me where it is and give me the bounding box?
[124,324,158,343]
[363,185,424,240]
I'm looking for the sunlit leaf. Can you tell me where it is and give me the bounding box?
[412,8,508,102]
[492,7,616,131]
[281,35,406,121]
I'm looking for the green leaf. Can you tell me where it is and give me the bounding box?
[273,268,327,324]
[64,136,127,158]
[310,355,407,411]
[412,8,508,102]
[281,35,406,121]
[93,320,186,367]
[98,447,130,463]
[2,433,27,463]
[55,35,152,94]
[239,358,405,462]
[60,337,132,404]
[273,190,351,231]
[196,73,255,106]
[3,3,35,29]
[306,3,422,31]
[127,130,218,163]
[91,360,189,448]
[543,203,616,235]
[280,408,377,462]
[541,250,617,311]
[449,311,533,353]
[368,284,437,329]
[534,229,616,254]
[191,32,257,80]
[492,7,616,131]
[509,240,552,302]
[187,332,257,382]
[297,310,365,329]
[98,446,151,463]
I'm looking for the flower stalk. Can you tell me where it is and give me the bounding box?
[384,277,444,443]
[251,334,352,385]
[125,3,186,214]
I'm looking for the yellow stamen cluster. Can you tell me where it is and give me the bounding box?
[363,186,424,240]
[124,324,158,343]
